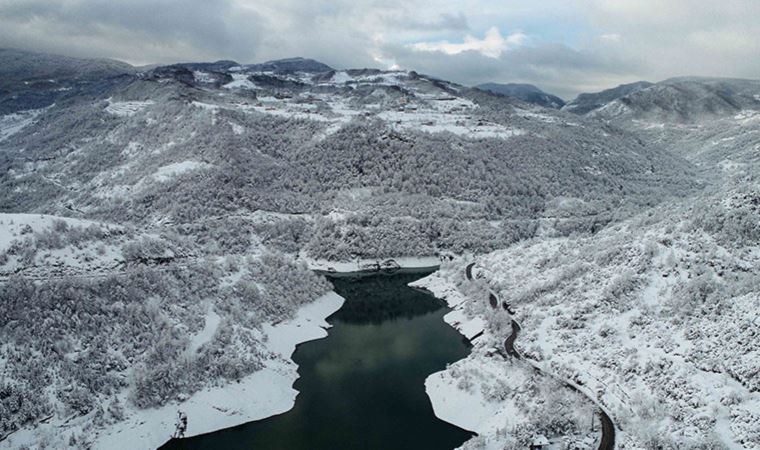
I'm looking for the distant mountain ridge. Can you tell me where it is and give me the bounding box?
[563,81,653,115]
[475,82,565,108]
[586,77,760,122]
[1,47,738,450]
[0,48,134,83]
[245,57,333,73]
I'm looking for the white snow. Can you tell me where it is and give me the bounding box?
[426,355,522,435]
[185,307,221,357]
[303,255,441,273]
[0,108,46,142]
[329,71,354,84]
[0,213,100,253]
[190,101,220,111]
[193,71,215,83]
[443,308,486,341]
[590,99,630,118]
[230,122,245,135]
[152,161,212,182]
[105,100,154,116]
[3,292,345,450]
[377,109,524,140]
[223,73,258,90]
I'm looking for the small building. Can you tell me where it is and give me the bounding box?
[530,435,550,450]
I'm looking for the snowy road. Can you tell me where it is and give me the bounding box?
[465,262,615,450]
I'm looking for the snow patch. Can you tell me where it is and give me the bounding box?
[3,292,345,450]
[105,100,154,117]
[223,73,257,90]
[152,161,212,182]
[0,213,101,253]
[185,307,221,356]
[0,108,46,142]
[193,71,215,84]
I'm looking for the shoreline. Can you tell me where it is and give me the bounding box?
[303,255,442,275]
[416,264,616,450]
[1,292,345,450]
[408,270,503,437]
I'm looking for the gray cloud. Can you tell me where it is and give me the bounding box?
[0,0,264,63]
[0,0,759,98]
[382,40,642,99]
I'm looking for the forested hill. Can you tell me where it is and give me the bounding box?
[475,82,565,109]
[0,49,743,450]
[569,76,760,181]
[0,50,700,259]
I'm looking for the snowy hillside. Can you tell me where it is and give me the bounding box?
[587,77,760,123]
[1,48,758,450]
[0,51,700,262]
[462,182,760,448]
[433,75,760,449]
[563,81,653,115]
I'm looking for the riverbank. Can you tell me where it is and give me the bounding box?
[303,255,442,274]
[1,292,345,450]
[164,271,473,449]
[412,267,599,449]
[410,269,529,449]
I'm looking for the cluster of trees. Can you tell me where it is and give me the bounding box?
[0,250,331,435]
[464,185,760,448]
[1,81,700,260]
[444,356,594,449]
[1,220,126,267]
[304,212,540,261]
[691,188,760,246]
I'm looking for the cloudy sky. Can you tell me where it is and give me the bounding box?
[1,0,759,98]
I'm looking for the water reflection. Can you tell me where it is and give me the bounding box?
[162,271,472,450]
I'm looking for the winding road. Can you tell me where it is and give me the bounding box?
[464,262,615,450]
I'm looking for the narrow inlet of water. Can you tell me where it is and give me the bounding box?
[162,271,473,450]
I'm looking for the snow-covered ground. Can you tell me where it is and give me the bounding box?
[0,108,46,142]
[304,255,441,273]
[377,108,525,139]
[412,268,598,450]
[152,161,212,182]
[178,68,530,141]
[0,213,106,252]
[223,73,258,90]
[1,292,345,450]
[105,99,154,116]
[413,270,523,445]
[0,213,129,280]
[467,200,760,448]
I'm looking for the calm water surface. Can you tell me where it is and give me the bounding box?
[162,271,472,450]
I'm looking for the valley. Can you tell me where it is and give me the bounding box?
[0,47,758,449]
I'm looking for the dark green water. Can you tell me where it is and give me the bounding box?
[162,271,473,450]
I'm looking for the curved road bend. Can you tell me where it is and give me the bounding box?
[465,262,476,281]
[464,263,615,450]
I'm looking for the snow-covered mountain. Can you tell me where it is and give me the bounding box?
[475,82,566,109]
[1,48,758,449]
[425,75,760,448]
[245,56,334,73]
[0,48,135,114]
[585,77,760,122]
[0,50,699,260]
[563,80,653,115]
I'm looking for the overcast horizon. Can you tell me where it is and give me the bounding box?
[1,0,759,99]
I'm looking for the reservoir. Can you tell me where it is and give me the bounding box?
[162,270,473,450]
